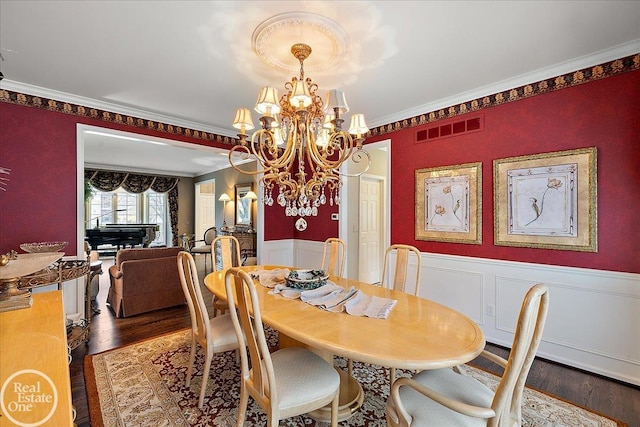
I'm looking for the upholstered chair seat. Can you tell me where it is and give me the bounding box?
[393,368,495,426]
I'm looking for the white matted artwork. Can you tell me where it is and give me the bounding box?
[415,162,481,244]
[509,164,576,236]
[494,147,597,252]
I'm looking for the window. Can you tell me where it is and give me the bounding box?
[87,188,167,245]
[146,192,166,244]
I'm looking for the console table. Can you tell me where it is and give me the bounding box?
[18,258,92,350]
[0,291,75,425]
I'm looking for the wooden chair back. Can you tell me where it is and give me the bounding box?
[212,235,241,271]
[381,244,421,295]
[225,267,278,414]
[490,284,549,426]
[177,251,211,351]
[321,237,346,277]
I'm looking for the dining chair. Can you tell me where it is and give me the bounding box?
[386,284,549,427]
[350,243,422,382]
[176,251,240,409]
[380,244,422,295]
[320,237,346,277]
[224,267,341,427]
[210,235,241,317]
[189,226,217,273]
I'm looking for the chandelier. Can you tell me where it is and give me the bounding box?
[229,43,370,220]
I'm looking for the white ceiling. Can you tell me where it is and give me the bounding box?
[1,1,639,177]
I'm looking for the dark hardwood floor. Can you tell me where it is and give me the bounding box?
[69,256,640,426]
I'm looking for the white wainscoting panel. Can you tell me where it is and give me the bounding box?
[294,240,325,270]
[262,239,640,385]
[260,239,294,266]
[424,267,485,325]
[421,252,640,386]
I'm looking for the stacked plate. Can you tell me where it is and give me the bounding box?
[285,269,329,290]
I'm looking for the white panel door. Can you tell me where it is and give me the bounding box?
[195,181,216,242]
[358,176,382,283]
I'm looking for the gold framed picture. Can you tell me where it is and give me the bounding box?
[493,147,597,252]
[415,162,482,244]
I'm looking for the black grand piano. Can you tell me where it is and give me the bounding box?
[85,224,159,251]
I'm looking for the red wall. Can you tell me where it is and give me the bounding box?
[1,68,638,273]
[1,103,79,255]
[367,70,640,273]
[262,186,339,241]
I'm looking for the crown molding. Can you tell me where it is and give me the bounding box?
[369,39,640,129]
[0,80,237,139]
[2,40,638,133]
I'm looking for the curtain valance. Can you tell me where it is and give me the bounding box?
[84,169,179,194]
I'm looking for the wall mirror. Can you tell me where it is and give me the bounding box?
[235,182,253,226]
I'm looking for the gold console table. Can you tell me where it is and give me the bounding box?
[17,258,92,351]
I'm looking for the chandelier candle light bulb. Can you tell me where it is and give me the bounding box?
[229,43,371,226]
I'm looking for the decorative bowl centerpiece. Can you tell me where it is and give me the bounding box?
[285,269,329,290]
[20,241,68,253]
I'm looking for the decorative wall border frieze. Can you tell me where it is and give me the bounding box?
[1,53,638,142]
[368,53,640,137]
[0,88,237,146]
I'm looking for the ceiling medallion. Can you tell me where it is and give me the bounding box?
[252,12,349,75]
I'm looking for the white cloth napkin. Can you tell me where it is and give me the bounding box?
[345,290,398,320]
[251,268,290,288]
[265,275,397,319]
[299,283,342,303]
[269,284,302,299]
[301,284,358,313]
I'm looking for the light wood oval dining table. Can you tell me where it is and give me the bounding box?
[204,265,485,421]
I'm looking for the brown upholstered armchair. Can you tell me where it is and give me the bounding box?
[107,247,184,318]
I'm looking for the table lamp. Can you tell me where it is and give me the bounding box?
[219,193,231,231]
[243,190,258,232]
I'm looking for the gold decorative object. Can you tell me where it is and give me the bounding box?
[20,241,68,253]
[18,259,90,290]
[229,43,370,221]
[0,252,64,311]
[0,250,17,267]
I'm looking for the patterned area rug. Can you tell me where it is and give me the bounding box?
[85,329,625,427]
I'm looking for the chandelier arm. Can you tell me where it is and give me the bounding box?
[334,148,372,178]
[276,169,301,200]
[228,145,267,176]
[307,130,356,170]
[251,128,297,171]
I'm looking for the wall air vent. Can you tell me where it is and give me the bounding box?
[415,115,484,143]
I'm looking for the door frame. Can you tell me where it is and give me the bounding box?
[339,138,391,279]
